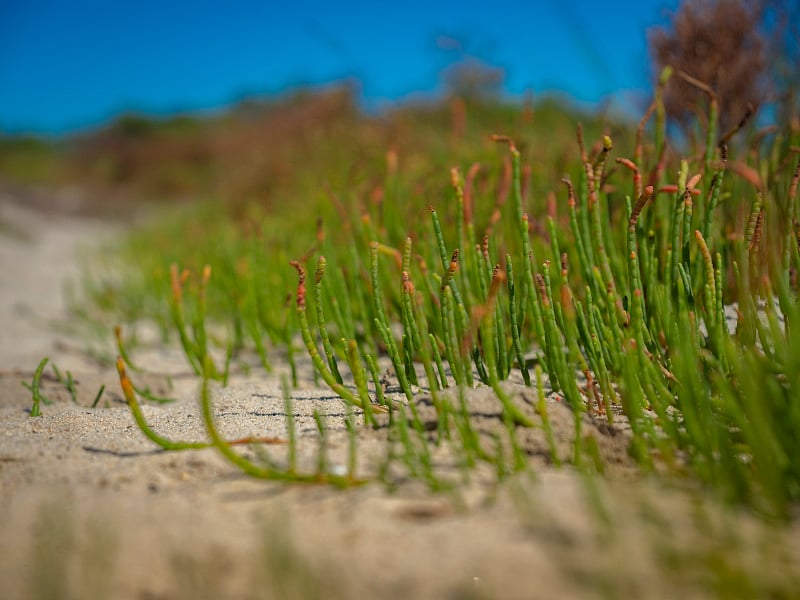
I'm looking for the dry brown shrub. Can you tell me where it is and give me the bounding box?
[649,0,768,132]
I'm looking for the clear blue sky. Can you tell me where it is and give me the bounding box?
[0,0,678,135]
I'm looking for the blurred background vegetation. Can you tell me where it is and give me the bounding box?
[1,1,797,211]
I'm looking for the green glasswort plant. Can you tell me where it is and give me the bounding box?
[27,357,49,417]
[25,357,107,413]
[282,109,800,514]
[99,88,800,517]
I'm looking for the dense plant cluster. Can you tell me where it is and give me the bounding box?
[87,74,800,518]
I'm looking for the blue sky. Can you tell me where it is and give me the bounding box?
[0,0,678,135]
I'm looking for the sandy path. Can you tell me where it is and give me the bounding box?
[0,195,118,370]
[1,194,798,599]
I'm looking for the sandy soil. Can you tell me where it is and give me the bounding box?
[1,192,798,599]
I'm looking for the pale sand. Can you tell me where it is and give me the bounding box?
[1,194,798,599]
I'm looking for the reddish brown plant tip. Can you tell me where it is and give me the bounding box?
[202,264,212,286]
[561,178,576,208]
[590,135,613,182]
[448,249,460,275]
[289,260,305,281]
[290,260,307,309]
[490,264,506,289]
[687,173,702,191]
[402,271,415,296]
[115,357,135,405]
[491,264,505,281]
[490,134,518,154]
[485,265,506,308]
[657,184,701,196]
[628,185,655,231]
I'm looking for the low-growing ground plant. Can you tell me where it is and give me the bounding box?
[24,357,107,414]
[34,75,796,519]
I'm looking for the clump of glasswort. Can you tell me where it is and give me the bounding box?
[25,357,107,414]
[282,90,800,515]
[98,75,800,517]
